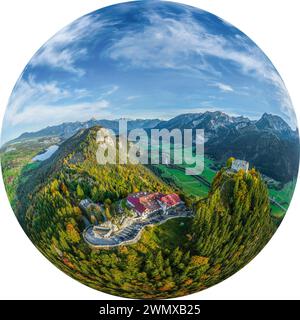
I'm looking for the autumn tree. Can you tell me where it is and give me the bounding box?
[76,184,84,199]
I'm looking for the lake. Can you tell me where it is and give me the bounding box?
[32,145,59,161]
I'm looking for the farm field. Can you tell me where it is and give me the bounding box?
[269,180,297,218]
[269,180,296,207]
[156,155,294,220]
[157,164,210,198]
[179,156,218,183]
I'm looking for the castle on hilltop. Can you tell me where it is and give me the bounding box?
[231,159,249,172]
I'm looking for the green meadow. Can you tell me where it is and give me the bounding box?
[157,165,210,197]
[269,180,296,218]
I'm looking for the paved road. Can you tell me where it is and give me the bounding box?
[83,206,193,248]
[269,198,287,212]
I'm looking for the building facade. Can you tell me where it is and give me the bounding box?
[231,159,249,172]
[127,192,181,217]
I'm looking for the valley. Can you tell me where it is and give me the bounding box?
[0,112,298,298]
[1,115,295,220]
[1,0,298,299]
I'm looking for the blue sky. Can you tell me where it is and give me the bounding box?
[1,0,297,143]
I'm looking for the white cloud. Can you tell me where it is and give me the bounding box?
[4,75,111,132]
[9,100,110,128]
[95,85,119,100]
[5,76,71,125]
[103,85,119,96]
[126,95,140,101]
[106,11,264,78]
[106,10,295,127]
[106,12,211,72]
[213,82,234,92]
[106,11,266,80]
[30,15,107,75]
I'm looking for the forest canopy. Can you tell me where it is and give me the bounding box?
[10,127,276,298]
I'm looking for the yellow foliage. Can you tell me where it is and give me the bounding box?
[191,255,209,266]
[159,281,175,291]
[119,245,128,254]
[184,278,193,286]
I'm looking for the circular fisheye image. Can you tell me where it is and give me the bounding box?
[0,1,299,299]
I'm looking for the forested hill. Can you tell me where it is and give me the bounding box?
[16,126,171,229]
[5,111,299,183]
[192,166,275,280]
[14,124,276,298]
[155,111,299,183]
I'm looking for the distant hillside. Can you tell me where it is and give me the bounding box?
[14,118,161,142]
[16,126,171,228]
[9,111,300,183]
[155,111,299,183]
[155,111,298,141]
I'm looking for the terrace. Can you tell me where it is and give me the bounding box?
[83,203,192,248]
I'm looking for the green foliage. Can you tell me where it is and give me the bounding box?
[11,127,276,299]
[76,184,84,199]
[226,156,235,168]
[192,169,274,280]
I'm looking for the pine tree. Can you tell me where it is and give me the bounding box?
[76,184,84,199]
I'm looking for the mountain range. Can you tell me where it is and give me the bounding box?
[14,118,161,141]
[159,112,299,182]
[6,111,300,183]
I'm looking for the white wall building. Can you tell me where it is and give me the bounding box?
[231,159,249,172]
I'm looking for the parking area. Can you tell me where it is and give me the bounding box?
[83,206,193,248]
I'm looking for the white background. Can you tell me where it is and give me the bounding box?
[0,0,299,300]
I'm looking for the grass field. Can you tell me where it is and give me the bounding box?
[153,152,217,198]
[136,217,193,250]
[270,204,284,218]
[155,154,295,220]
[157,165,210,197]
[269,180,296,208]
[1,145,42,205]
[179,156,218,183]
[269,180,297,218]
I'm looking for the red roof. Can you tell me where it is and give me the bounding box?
[127,196,147,214]
[127,192,181,215]
[160,193,181,207]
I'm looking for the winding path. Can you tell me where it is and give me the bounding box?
[83,206,193,248]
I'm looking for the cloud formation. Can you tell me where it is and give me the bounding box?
[106,9,295,126]
[2,1,296,143]
[4,75,110,137]
[10,100,109,128]
[30,15,107,75]
[213,82,234,92]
